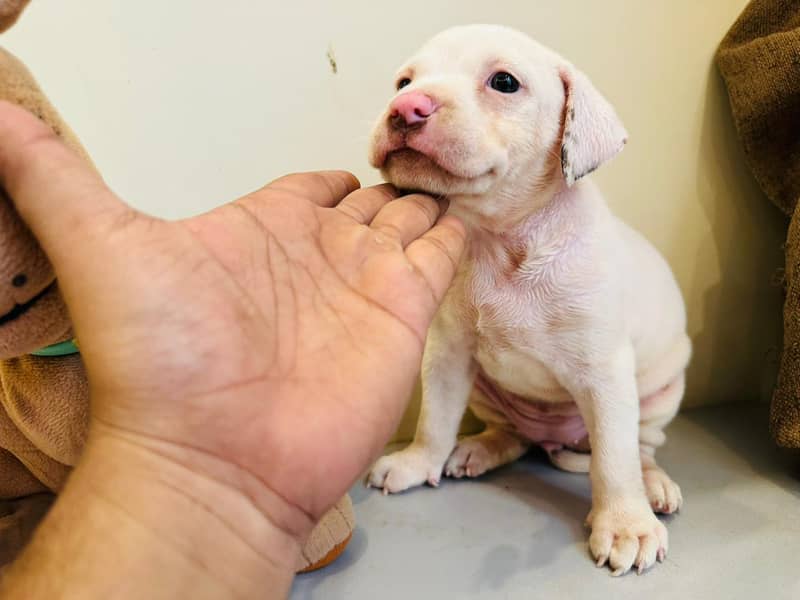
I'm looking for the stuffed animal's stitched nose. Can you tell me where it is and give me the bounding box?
[389,92,438,130]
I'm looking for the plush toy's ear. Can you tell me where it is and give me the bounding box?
[559,66,627,186]
[0,0,30,34]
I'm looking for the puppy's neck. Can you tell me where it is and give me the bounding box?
[448,176,570,236]
[455,181,587,283]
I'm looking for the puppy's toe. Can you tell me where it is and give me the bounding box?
[663,479,683,514]
[644,468,682,514]
[609,535,638,576]
[588,524,613,568]
[634,534,659,574]
[445,443,488,479]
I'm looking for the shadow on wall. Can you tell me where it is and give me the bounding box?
[687,65,786,407]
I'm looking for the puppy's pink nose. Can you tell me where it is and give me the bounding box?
[389,92,438,130]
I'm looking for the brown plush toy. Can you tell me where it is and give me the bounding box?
[0,0,354,573]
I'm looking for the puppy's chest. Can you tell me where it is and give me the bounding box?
[461,252,554,339]
[455,258,566,398]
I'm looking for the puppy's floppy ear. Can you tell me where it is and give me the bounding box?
[559,66,627,186]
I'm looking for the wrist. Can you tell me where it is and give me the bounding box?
[5,426,310,599]
[89,426,309,588]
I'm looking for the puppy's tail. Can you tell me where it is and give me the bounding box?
[547,448,591,473]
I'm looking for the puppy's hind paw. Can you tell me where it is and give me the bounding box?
[643,467,682,514]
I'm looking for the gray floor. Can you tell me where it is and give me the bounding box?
[291,404,800,599]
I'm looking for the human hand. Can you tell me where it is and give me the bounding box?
[0,101,465,586]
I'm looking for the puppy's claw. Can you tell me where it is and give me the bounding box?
[596,555,608,568]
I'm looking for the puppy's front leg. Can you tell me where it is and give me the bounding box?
[367,307,475,494]
[567,344,667,576]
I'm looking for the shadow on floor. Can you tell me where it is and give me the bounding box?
[680,402,800,498]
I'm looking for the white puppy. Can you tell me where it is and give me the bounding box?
[365,25,691,576]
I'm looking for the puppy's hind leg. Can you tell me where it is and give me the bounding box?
[547,447,591,473]
[639,374,684,515]
[545,374,685,512]
[445,426,530,479]
[445,388,531,479]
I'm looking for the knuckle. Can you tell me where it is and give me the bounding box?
[339,203,369,223]
[376,221,405,241]
[419,235,459,272]
[13,130,70,178]
[268,171,305,187]
[405,194,439,223]
[371,184,398,203]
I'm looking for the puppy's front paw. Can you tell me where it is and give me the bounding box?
[366,447,444,494]
[587,500,668,576]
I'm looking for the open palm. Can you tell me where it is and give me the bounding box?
[0,103,465,532]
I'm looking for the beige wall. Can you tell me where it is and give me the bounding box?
[5,1,786,441]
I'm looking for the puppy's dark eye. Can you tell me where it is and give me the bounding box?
[11,274,27,288]
[489,72,520,93]
[396,77,412,90]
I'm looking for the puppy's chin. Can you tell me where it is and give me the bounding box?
[381,149,494,197]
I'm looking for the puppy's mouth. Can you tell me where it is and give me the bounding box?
[384,147,493,183]
[0,281,56,327]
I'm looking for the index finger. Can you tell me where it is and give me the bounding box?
[405,214,467,305]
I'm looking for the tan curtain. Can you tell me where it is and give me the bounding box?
[717,0,800,447]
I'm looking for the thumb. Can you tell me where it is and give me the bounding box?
[0,101,135,288]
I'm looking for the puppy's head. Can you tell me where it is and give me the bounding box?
[369,25,627,209]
